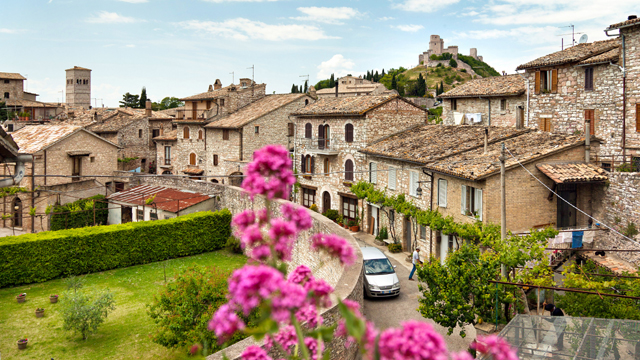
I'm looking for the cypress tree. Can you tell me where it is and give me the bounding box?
[303,80,308,93]
[139,87,147,109]
[329,74,335,88]
[417,73,426,97]
[391,74,397,90]
[291,84,296,93]
[381,68,386,76]
[374,71,379,82]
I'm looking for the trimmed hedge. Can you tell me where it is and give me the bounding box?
[0,209,232,288]
[50,195,109,231]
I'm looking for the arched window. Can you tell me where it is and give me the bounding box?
[345,123,354,143]
[305,123,312,139]
[183,127,190,139]
[345,159,354,181]
[305,99,309,105]
[213,154,219,166]
[162,170,172,175]
[211,179,219,183]
[189,153,197,165]
[198,130,203,140]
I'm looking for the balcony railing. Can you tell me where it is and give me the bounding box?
[300,137,340,155]
[175,108,217,121]
[593,154,640,173]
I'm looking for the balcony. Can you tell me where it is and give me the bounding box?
[300,137,340,155]
[175,108,218,121]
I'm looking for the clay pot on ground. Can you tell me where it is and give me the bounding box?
[50,295,58,303]
[16,294,26,303]
[17,339,28,350]
[35,309,45,318]
[350,225,360,232]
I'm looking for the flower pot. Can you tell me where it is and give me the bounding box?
[17,340,28,350]
[350,225,360,232]
[50,295,58,303]
[16,294,26,303]
[36,309,45,318]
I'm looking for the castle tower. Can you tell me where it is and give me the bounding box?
[429,35,444,55]
[65,66,91,109]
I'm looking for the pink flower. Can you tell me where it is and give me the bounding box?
[250,245,272,261]
[473,335,518,360]
[451,352,475,360]
[304,337,323,360]
[227,265,285,315]
[311,234,356,266]
[241,345,273,360]
[271,281,308,323]
[288,265,313,285]
[242,145,296,200]
[240,224,263,248]
[304,278,334,308]
[209,304,246,342]
[296,304,320,327]
[269,219,297,261]
[281,203,313,231]
[265,325,298,354]
[233,210,256,233]
[378,321,448,360]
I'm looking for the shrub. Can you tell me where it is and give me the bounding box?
[323,209,340,221]
[226,236,243,254]
[623,222,639,238]
[460,69,467,73]
[50,195,109,231]
[309,204,319,212]
[449,59,458,68]
[0,210,232,288]
[388,243,403,253]
[376,226,389,241]
[61,288,116,340]
[616,163,635,172]
[148,266,246,354]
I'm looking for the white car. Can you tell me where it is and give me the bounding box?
[361,246,400,298]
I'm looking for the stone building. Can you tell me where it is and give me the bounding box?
[418,35,483,67]
[155,93,312,182]
[291,95,426,226]
[1,125,119,233]
[65,66,91,110]
[360,125,607,261]
[1,72,63,128]
[316,75,391,99]
[440,75,527,127]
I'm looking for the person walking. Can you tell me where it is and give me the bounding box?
[543,301,565,350]
[409,247,421,281]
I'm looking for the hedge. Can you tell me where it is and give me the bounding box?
[0,209,232,288]
[50,195,109,231]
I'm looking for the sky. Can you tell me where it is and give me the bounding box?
[1,0,637,107]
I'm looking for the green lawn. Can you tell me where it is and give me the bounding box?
[0,250,246,360]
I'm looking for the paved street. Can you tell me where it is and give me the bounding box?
[355,234,476,353]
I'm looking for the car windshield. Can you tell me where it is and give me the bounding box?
[364,258,395,275]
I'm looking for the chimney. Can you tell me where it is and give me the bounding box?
[585,119,591,163]
[214,79,222,90]
[208,84,213,92]
[629,15,638,20]
[484,127,488,154]
[335,78,339,98]
[145,99,152,117]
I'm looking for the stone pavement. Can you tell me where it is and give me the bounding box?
[579,251,638,274]
[0,227,25,237]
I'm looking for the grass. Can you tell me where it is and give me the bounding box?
[402,65,474,94]
[0,250,247,360]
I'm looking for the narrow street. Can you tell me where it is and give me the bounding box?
[355,234,476,353]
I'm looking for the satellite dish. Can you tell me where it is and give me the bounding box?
[579,34,588,44]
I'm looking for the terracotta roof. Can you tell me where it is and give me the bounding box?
[153,130,177,141]
[361,125,529,164]
[205,94,306,129]
[536,163,608,183]
[179,82,261,101]
[439,75,525,98]
[4,99,60,108]
[606,17,640,30]
[316,83,385,94]
[155,106,183,117]
[423,131,585,180]
[293,95,415,116]
[516,39,619,70]
[66,66,91,71]
[0,72,26,80]
[577,47,620,65]
[11,125,82,153]
[108,185,213,213]
[182,168,205,175]
[86,109,145,133]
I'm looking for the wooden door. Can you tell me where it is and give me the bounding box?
[557,185,577,228]
[318,125,325,149]
[192,102,197,119]
[323,192,331,214]
[121,206,132,224]
[403,217,411,251]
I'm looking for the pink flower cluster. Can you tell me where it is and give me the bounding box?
[473,335,519,360]
[378,321,448,360]
[311,233,357,266]
[242,145,296,200]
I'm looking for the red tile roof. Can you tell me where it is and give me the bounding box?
[205,94,306,129]
[536,163,608,183]
[439,75,525,98]
[108,185,213,213]
[293,95,413,116]
[606,16,640,30]
[516,39,619,70]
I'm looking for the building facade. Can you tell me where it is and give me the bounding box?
[316,76,391,99]
[65,66,92,110]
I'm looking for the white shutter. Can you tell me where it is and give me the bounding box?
[461,185,467,215]
[370,162,377,184]
[438,179,447,207]
[410,172,417,197]
[388,166,396,190]
[474,188,483,221]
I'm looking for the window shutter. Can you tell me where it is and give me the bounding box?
[551,69,558,93]
[345,160,353,181]
[438,179,447,207]
[388,167,396,190]
[305,123,312,138]
[636,103,640,133]
[409,172,417,197]
[301,155,306,173]
[288,123,294,136]
[535,71,541,94]
[214,154,218,166]
[370,162,377,184]
[538,118,545,131]
[474,188,483,221]
[345,124,354,143]
[593,110,598,136]
[461,185,467,215]
[310,156,315,174]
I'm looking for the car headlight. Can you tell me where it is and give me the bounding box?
[368,284,379,290]
[392,281,400,288]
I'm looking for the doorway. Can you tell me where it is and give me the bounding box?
[557,184,577,228]
[121,206,133,224]
[230,172,244,187]
[12,197,22,228]
[368,204,379,236]
[322,191,331,214]
[516,106,525,129]
[403,217,412,251]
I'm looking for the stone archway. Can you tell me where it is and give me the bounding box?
[229,172,244,187]
[162,170,173,175]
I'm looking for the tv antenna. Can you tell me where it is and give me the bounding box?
[229,71,234,84]
[558,24,584,49]
[579,34,589,44]
[247,65,254,97]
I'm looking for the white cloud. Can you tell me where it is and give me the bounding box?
[316,54,356,79]
[177,18,338,41]
[116,0,148,3]
[86,11,139,24]
[0,29,17,34]
[290,7,362,25]
[378,17,395,21]
[392,0,461,13]
[392,24,424,32]
[454,26,558,43]
[202,0,280,2]
[125,44,136,47]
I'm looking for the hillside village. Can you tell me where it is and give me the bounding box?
[1,14,640,360]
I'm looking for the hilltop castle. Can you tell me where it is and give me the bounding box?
[418,35,483,66]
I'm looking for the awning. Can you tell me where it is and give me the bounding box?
[182,168,204,175]
[536,163,608,184]
[67,150,91,156]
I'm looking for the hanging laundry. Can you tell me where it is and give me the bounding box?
[560,232,572,243]
[453,112,464,125]
[572,231,584,248]
[583,231,595,244]
[465,113,483,124]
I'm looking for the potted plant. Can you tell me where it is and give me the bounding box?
[16,293,26,303]
[35,308,45,318]
[17,338,28,350]
[348,218,360,232]
[50,294,59,303]
[336,214,344,227]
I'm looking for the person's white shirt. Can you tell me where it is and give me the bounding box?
[412,250,420,265]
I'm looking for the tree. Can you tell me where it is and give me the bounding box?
[449,59,458,68]
[291,84,297,93]
[416,73,426,97]
[0,101,8,122]
[374,70,379,82]
[61,288,116,340]
[119,92,140,108]
[329,73,335,88]
[303,80,308,94]
[366,70,371,81]
[391,74,397,90]
[439,81,444,95]
[139,87,148,108]
[152,97,184,111]
[381,68,386,76]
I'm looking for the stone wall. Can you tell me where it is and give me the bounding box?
[442,95,527,127]
[0,79,24,100]
[127,176,364,360]
[620,25,640,152]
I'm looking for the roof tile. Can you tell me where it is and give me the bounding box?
[536,163,608,183]
[205,94,305,129]
[11,125,82,153]
[108,185,212,213]
[293,95,402,116]
[516,39,619,70]
[440,75,525,98]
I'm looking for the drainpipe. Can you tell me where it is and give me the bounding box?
[604,28,626,160]
[31,156,35,232]
[484,127,489,154]
[515,70,530,127]
[585,119,591,163]
[0,154,32,187]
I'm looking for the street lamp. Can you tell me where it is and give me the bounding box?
[416,181,428,197]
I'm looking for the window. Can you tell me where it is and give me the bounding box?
[137,209,144,221]
[305,99,309,105]
[345,123,354,143]
[344,159,354,181]
[585,109,595,135]
[601,162,612,172]
[220,99,225,106]
[438,179,448,207]
[213,154,219,166]
[288,122,294,137]
[183,127,190,139]
[342,197,357,221]
[324,157,330,176]
[536,69,557,94]
[3,80,9,84]
[254,126,259,135]
[206,100,211,109]
[223,129,230,140]
[90,156,95,163]
[3,92,8,99]
[164,146,171,165]
[7,124,13,132]
[303,188,316,208]
[305,123,312,138]
[152,129,160,138]
[369,162,377,184]
[388,166,396,190]
[420,225,427,240]
[189,153,197,166]
[585,67,594,91]
[305,155,314,174]
[461,185,483,221]
[539,118,552,132]
[500,99,507,111]
[150,212,158,221]
[451,99,457,111]
[72,156,81,180]
[409,171,420,197]
[138,129,142,138]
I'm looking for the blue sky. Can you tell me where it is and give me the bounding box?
[1,0,636,107]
